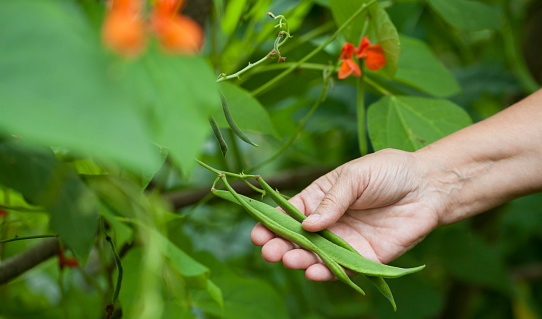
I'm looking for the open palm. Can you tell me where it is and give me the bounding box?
[251,149,442,281]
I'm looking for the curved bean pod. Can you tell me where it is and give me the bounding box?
[213,190,425,278]
[255,176,397,310]
[214,182,365,295]
[255,176,358,253]
[209,116,228,157]
[220,91,259,147]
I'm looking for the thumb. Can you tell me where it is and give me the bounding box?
[302,173,357,232]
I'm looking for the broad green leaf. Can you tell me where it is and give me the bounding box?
[367,4,400,78]
[214,82,279,138]
[395,35,460,97]
[0,0,158,171]
[84,175,147,219]
[0,140,98,261]
[194,272,288,319]
[329,0,370,44]
[119,248,165,319]
[430,226,512,294]
[155,229,211,289]
[330,1,400,77]
[124,49,220,175]
[368,96,472,151]
[426,0,501,31]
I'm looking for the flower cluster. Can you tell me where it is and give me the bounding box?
[58,247,79,270]
[338,36,386,79]
[102,0,204,57]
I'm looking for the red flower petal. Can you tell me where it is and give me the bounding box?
[102,2,146,57]
[365,45,386,71]
[58,248,79,270]
[355,36,370,59]
[338,58,361,79]
[152,13,204,54]
[339,42,356,61]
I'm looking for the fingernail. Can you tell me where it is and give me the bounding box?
[305,214,321,224]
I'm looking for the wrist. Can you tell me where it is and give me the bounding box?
[414,146,487,227]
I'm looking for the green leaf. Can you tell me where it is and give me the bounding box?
[426,0,501,31]
[368,96,472,151]
[394,35,460,97]
[0,140,98,261]
[329,0,369,44]
[366,4,401,78]
[194,272,289,319]
[124,49,221,175]
[329,1,400,77]
[154,230,211,289]
[0,0,159,171]
[431,226,512,294]
[214,82,279,138]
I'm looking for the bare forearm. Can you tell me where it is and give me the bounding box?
[416,89,542,226]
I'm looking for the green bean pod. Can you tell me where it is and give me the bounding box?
[367,276,396,311]
[209,116,228,157]
[220,91,259,147]
[213,190,425,278]
[255,176,397,310]
[214,182,365,295]
[256,176,358,253]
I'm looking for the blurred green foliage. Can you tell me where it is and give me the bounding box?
[1,0,541,318]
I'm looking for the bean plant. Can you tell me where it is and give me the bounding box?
[0,0,541,318]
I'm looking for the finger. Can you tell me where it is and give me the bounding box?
[302,170,358,232]
[250,223,275,246]
[261,237,295,263]
[305,263,336,281]
[282,249,320,270]
[286,169,339,217]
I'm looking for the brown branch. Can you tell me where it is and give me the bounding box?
[165,166,330,210]
[0,238,59,285]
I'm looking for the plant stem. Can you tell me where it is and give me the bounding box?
[0,234,58,244]
[228,129,244,172]
[217,13,292,83]
[248,74,332,172]
[216,54,273,82]
[357,65,367,156]
[251,0,378,97]
[101,218,123,305]
[196,160,257,179]
[364,76,392,96]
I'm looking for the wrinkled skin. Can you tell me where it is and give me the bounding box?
[251,149,443,281]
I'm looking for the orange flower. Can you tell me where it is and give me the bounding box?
[102,0,204,56]
[151,8,204,54]
[356,36,386,71]
[102,0,146,57]
[58,248,79,270]
[338,42,361,79]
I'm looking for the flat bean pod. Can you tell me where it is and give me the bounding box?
[214,183,365,295]
[256,176,396,310]
[220,91,258,147]
[213,190,425,278]
[256,176,358,253]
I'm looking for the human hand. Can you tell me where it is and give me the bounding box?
[250,149,443,281]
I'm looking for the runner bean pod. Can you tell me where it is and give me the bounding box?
[255,176,397,310]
